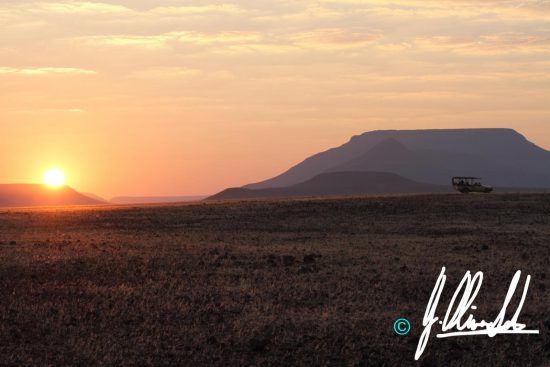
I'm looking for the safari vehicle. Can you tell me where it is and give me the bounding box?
[452,177,493,194]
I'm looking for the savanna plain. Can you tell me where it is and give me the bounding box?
[0,193,548,366]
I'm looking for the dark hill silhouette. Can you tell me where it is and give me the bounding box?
[208,172,449,200]
[0,184,102,208]
[245,129,550,189]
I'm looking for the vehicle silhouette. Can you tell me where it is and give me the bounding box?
[452,177,493,194]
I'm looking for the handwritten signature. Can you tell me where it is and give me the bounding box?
[415,267,539,360]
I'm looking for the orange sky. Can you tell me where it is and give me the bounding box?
[1,0,549,198]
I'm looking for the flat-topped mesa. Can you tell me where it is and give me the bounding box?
[244,128,550,191]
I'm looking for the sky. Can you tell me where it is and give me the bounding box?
[1,0,549,198]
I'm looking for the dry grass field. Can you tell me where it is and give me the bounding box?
[0,193,548,366]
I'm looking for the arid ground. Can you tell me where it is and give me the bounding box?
[0,194,548,366]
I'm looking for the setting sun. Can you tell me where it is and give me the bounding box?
[43,168,66,188]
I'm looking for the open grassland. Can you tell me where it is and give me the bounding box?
[0,194,548,366]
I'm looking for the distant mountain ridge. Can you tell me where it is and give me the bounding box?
[82,192,109,203]
[0,186,208,207]
[110,196,207,204]
[0,184,102,208]
[208,172,449,200]
[245,129,550,189]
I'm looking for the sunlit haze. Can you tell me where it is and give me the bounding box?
[1,1,549,197]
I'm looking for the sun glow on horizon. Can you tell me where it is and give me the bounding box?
[43,168,66,188]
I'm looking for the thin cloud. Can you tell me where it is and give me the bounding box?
[128,67,236,80]
[319,0,550,20]
[0,67,96,75]
[15,108,86,113]
[84,31,263,49]
[86,35,170,49]
[414,33,550,55]
[150,4,244,15]
[291,28,382,49]
[23,1,130,14]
